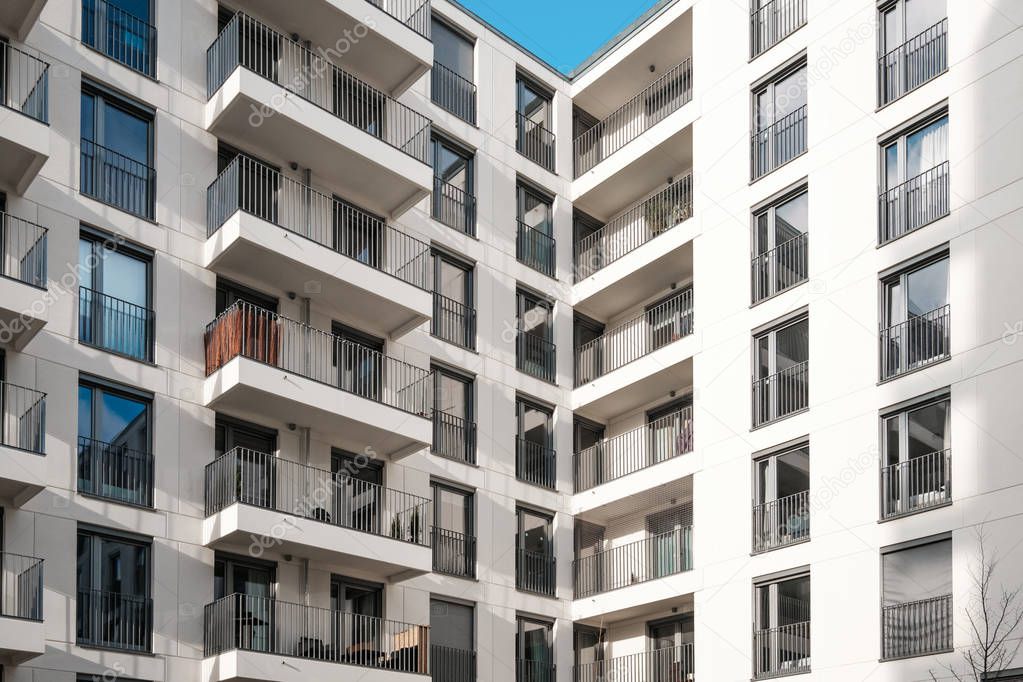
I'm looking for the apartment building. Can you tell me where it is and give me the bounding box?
[0,0,1020,680]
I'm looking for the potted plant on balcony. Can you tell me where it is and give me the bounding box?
[407,507,422,544]
[644,193,690,237]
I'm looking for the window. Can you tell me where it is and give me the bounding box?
[432,250,475,348]
[431,134,476,234]
[880,253,950,380]
[431,18,476,123]
[648,615,695,681]
[213,553,276,653]
[750,0,807,59]
[431,482,475,577]
[332,323,385,401]
[752,188,808,303]
[431,598,475,673]
[572,209,605,279]
[752,444,810,552]
[753,571,810,678]
[878,0,948,105]
[645,505,694,579]
[879,113,949,243]
[573,625,605,674]
[82,0,157,77]
[331,575,384,656]
[516,74,555,171]
[751,61,808,179]
[332,449,384,535]
[80,82,155,218]
[79,230,154,361]
[432,365,475,463]
[78,378,153,507]
[215,143,281,227]
[516,507,554,596]
[573,313,604,386]
[76,527,152,651]
[216,277,277,316]
[647,397,694,464]
[333,196,384,269]
[515,397,555,489]
[645,288,694,351]
[212,415,277,511]
[881,395,950,518]
[516,183,556,277]
[752,315,809,427]
[516,615,554,680]
[881,538,952,659]
[516,288,555,382]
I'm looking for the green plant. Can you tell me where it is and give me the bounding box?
[390,516,402,539]
[408,507,421,543]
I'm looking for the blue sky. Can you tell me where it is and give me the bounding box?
[455,0,662,74]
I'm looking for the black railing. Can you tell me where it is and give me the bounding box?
[879,19,948,106]
[80,140,156,219]
[752,105,807,180]
[0,42,49,123]
[82,0,157,77]
[77,588,152,652]
[878,161,950,244]
[574,289,693,386]
[573,58,692,177]
[0,552,43,621]
[204,300,433,416]
[517,220,556,277]
[880,305,950,381]
[574,527,693,599]
[207,13,431,163]
[431,527,476,578]
[432,644,476,681]
[752,232,808,303]
[79,286,155,362]
[204,593,430,673]
[575,644,694,682]
[365,0,431,38]
[516,112,555,172]
[516,330,556,383]
[0,380,46,454]
[750,0,807,58]
[517,658,556,682]
[752,490,809,554]
[516,548,555,596]
[77,436,154,508]
[574,407,694,491]
[432,62,476,124]
[882,594,952,660]
[433,176,477,236]
[207,155,432,289]
[881,449,951,519]
[433,411,476,464]
[753,621,810,678]
[574,175,693,281]
[752,361,808,428]
[515,437,556,490]
[0,212,47,287]
[432,292,476,350]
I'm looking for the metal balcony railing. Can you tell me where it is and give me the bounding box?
[752,232,808,303]
[879,19,948,106]
[204,593,430,673]
[77,588,152,652]
[516,548,556,596]
[207,13,431,164]
[752,490,810,554]
[207,155,432,290]
[0,42,49,123]
[432,644,476,681]
[752,105,807,180]
[0,552,43,621]
[432,411,476,464]
[515,436,556,490]
[78,286,154,362]
[573,58,693,177]
[0,380,46,454]
[82,0,157,77]
[77,436,154,508]
[516,330,556,383]
[204,300,433,416]
[204,447,432,545]
[752,361,808,428]
[753,621,810,679]
[878,161,950,244]
[574,527,693,598]
[433,176,477,236]
[431,526,476,578]
[365,0,431,38]
[0,212,47,287]
[516,113,556,172]
[750,0,807,59]
[575,289,693,387]
[517,658,556,682]
[432,292,476,350]
[517,220,556,277]
[881,449,951,519]
[882,594,952,660]
[574,407,693,491]
[575,644,694,682]
[432,62,477,124]
[880,305,950,381]
[574,174,693,281]
[80,140,156,219]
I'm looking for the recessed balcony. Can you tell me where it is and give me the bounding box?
[0,380,46,507]
[203,301,433,458]
[0,552,44,663]
[205,13,432,219]
[205,155,432,339]
[0,43,49,194]
[0,0,47,40]
[575,636,693,682]
[0,212,47,350]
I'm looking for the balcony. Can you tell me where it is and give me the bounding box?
[881,594,952,660]
[432,644,475,681]
[432,411,476,464]
[82,0,157,77]
[79,286,154,362]
[205,155,432,338]
[203,593,430,681]
[752,490,809,554]
[752,232,807,304]
[881,449,951,519]
[80,140,155,219]
[516,548,556,597]
[751,105,807,181]
[879,19,948,106]
[0,43,49,194]
[0,380,46,506]
[77,588,152,653]
[77,436,154,508]
[753,621,810,679]
[204,448,432,577]
[0,0,47,40]
[433,176,477,236]
[203,301,432,458]
[752,362,808,428]
[431,62,477,125]
[206,13,432,219]
[750,0,806,59]
[516,330,556,383]
[516,113,556,173]
[515,436,556,490]
[878,162,950,244]
[431,526,476,579]
[432,292,476,350]
[0,552,44,662]
[517,220,556,278]
[576,645,694,682]
[516,659,555,682]
[0,212,48,350]
[879,305,950,381]
[574,527,693,599]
